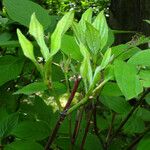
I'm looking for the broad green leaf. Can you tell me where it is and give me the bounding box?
[20,96,52,124]
[61,34,82,61]
[101,82,122,97]
[52,82,67,95]
[29,13,49,61]
[101,48,112,69]
[104,28,115,49]
[136,108,150,121]
[92,66,102,88]
[79,8,93,32]
[72,21,85,45]
[145,93,150,105]
[101,96,131,114]
[123,114,145,134]
[50,11,74,57]
[85,22,101,55]
[14,82,47,95]
[111,44,130,58]
[0,56,24,86]
[139,70,150,87]
[84,134,103,150]
[117,47,141,60]
[0,41,19,47]
[17,29,36,62]
[114,60,143,100]
[145,19,150,24]
[0,32,11,42]
[3,0,53,29]
[135,36,150,46]
[137,136,150,150]
[80,43,92,85]
[4,140,44,150]
[0,113,18,138]
[12,121,50,141]
[93,11,108,50]
[128,49,150,66]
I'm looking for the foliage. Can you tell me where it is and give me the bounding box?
[0,0,150,150]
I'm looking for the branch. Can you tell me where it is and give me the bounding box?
[114,88,150,135]
[108,88,150,146]
[80,108,93,150]
[71,107,83,145]
[44,76,81,150]
[105,112,116,150]
[93,99,105,149]
[126,127,150,150]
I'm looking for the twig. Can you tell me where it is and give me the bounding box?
[80,108,93,150]
[71,107,83,145]
[0,145,3,150]
[108,88,150,145]
[93,99,105,149]
[105,112,116,150]
[126,127,150,150]
[44,76,81,150]
[115,88,150,135]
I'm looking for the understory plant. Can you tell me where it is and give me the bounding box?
[0,6,150,150]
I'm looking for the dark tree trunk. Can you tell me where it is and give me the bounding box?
[109,0,150,44]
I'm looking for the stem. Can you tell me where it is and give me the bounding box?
[80,109,93,150]
[67,78,110,115]
[105,112,116,150]
[109,88,150,145]
[71,107,83,145]
[93,100,105,149]
[44,76,81,150]
[126,127,150,150]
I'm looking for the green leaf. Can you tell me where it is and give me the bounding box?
[139,70,150,87]
[117,47,141,60]
[128,49,150,66]
[12,121,50,141]
[101,82,122,97]
[144,19,150,24]
[14,82,47,95]
[145,93,150,105]
[0,32,11,42]
[85,22,101,55]
[50,11,74,57]
[20,96,52,124]
[61,34,82,61]
[104,28,115,49]
[0,41,19,47]
[0,113,19,138]
[114,60,143,100]
[72,21,85,45]
[3,0,53,29]
[80,43,92,85]
[84,134,103,150]
[137,136,150,150]
[101,48,112,69]
[136,108,150,121]
[4,140,44,150]
[0,56,24,86]
[17,29,36,62]
[29,13,49,61]
[111,44,130,58]
[101,96,131,114]
[93,11,108,50]
[79,8,93,32]
[123,114,145,134]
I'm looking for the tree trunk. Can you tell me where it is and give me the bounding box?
[109,0,150,44]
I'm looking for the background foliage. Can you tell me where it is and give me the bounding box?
[0,0,150,150]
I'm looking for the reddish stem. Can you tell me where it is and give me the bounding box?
[44,76,81,150]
